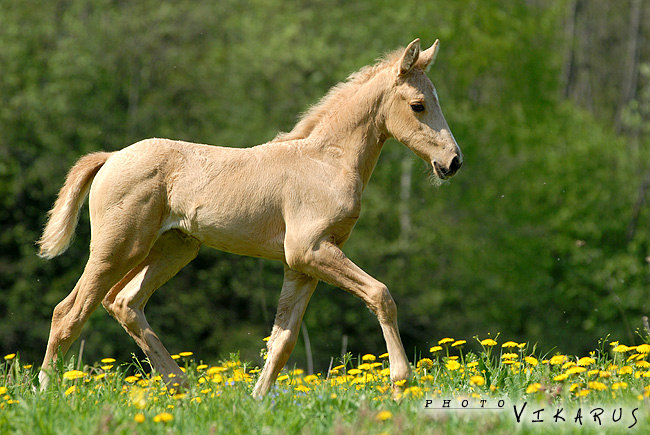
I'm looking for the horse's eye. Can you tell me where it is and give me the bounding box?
[410,103,425,113]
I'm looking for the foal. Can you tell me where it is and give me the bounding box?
[37,38,462,396]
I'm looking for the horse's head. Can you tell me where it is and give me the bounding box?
[383,39,462,180]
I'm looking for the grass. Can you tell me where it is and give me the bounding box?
[1,336,649,434]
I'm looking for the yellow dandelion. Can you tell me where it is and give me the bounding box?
[577,357,596,366]
[501,341,518,348]
[178,351,193,357]
[294,385,310,392]
[380,368,391,377]
[429,346,443,353]
[619,366,634,375]
[599,371,611,378]
[417,358,434,370]
[348,369,362,375]
[376,410,392,421]
[134,413,145,423]
[0,387,6,395]
[565,366,587,375]
[549,355,567,365]
[394,379,407,387]
[446,360,461,371]
[470,375,485,386]
[361,354,376,361]
[587,381,607,391]
[64,385,77,396]
[379,352,389,358]
[358,363,372,371]
[3,354,16,361]
[62,370,86,381]
[613,345,630,353]
[526,383,542,394]
[262,336,271,342]
[636,361,650,369]
[467,361,479,369]
[196,364,208,371]
[404,386,423,397]
[23,364,32,369]
[576,389,590,397]
[438,338,454,345]
[553,374,569,382]
[153,412,173,423]
[480,338,497,346]
[101,365,113,370]
[501,353,518,360]
[636,344,650,354]
[124,375,139,383]
[612,382,628,390]
[524,356,538,366]
[452,340,466,347]
[517,342,527,348]
[291,368,304,376]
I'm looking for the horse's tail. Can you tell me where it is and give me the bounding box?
[37,152,112,259]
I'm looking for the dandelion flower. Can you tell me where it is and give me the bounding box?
[524,356,538,366]
[438,338,454,345]
[262,336,271,342]
[3,354,15,361]
[178,351,193,357]
[501,353,518,360]
[470,375,485,386]
[619,366,634,375]
[587,381,607,391]
[361,354,376,361]
[394,379,407,387]
[376,410,392,421]
[62,370,86,381]
[577,357,596,366]
[294,385,310,392]
[612,382,628,390]
[636,344,650,354]
[153,412,173,423]
[452,340,466,347]
[446,360,461,371]
[549,355,567,365]
[526,383,542,394]
[613,345,631,353]
[417,358,434,370]
[134,413,145,423]
[501,341,518,348]
[100,358,116,364]
[348,369,362,375]
[429,346,443,353]
[380,368,391,377]
[379,352,389,358]
[553,374,569,382]
[565,366,587,375]
[64,386,77,396]
[480,339,497,346]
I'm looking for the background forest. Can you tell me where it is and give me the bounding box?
[1,0,649,373]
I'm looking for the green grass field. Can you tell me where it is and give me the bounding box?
[1,336,649,434]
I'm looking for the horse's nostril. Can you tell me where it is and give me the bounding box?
[447,156,461,176]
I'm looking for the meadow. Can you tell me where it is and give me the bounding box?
[1,336,649,434]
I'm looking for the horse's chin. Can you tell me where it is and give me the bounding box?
[427,163,446,187]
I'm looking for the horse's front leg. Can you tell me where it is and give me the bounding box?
[285,238,411,393]
[252,266,318,398]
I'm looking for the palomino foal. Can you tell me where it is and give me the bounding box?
[38,38,462,396]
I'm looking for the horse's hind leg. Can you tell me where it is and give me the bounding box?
[102,229,201,387]
[39,235,154,389]
[252,267,318,397]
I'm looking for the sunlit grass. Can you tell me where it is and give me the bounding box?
[1,336,649,433]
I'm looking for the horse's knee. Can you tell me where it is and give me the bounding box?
[368,283,397,322]
[108,297,141,334]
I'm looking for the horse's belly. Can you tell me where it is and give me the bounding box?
[160,210,286,261]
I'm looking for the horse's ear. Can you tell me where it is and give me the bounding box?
[417,39,439,72]
[398,38,421,76]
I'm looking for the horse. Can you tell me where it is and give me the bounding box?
[37,38,462,396]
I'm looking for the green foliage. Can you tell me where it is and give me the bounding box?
[1,0,649,376]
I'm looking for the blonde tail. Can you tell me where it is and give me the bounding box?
[37,152,112,259]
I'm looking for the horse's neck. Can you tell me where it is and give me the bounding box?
[308,87,388,188]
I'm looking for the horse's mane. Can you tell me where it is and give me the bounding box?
[272,48,404,143]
